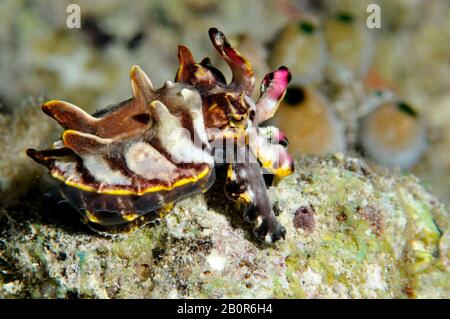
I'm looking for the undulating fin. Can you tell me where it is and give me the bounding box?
[255,66,291,124]
[41,100,97,132]
[63,130,112,155]
[83,210,160,235]
[208,28,255,94]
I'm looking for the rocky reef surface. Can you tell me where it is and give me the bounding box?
[0,0,449,299]
[1,154,448,298]
[0,99,57,202]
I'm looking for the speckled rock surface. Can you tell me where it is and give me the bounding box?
[1,155,448,298]
[0,98,58,202]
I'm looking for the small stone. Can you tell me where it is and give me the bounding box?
[206,251,226,272]
[293,205,316,232]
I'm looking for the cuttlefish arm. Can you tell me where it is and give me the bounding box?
[255,66,291,125]
[247,126,294,178]
[258,126,289,147]
[224,145,286,244]
[208,28,255,95]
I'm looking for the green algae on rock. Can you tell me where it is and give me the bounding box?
[0,154,448,298]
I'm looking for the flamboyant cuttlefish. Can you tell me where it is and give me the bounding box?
[27,28,293,244]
